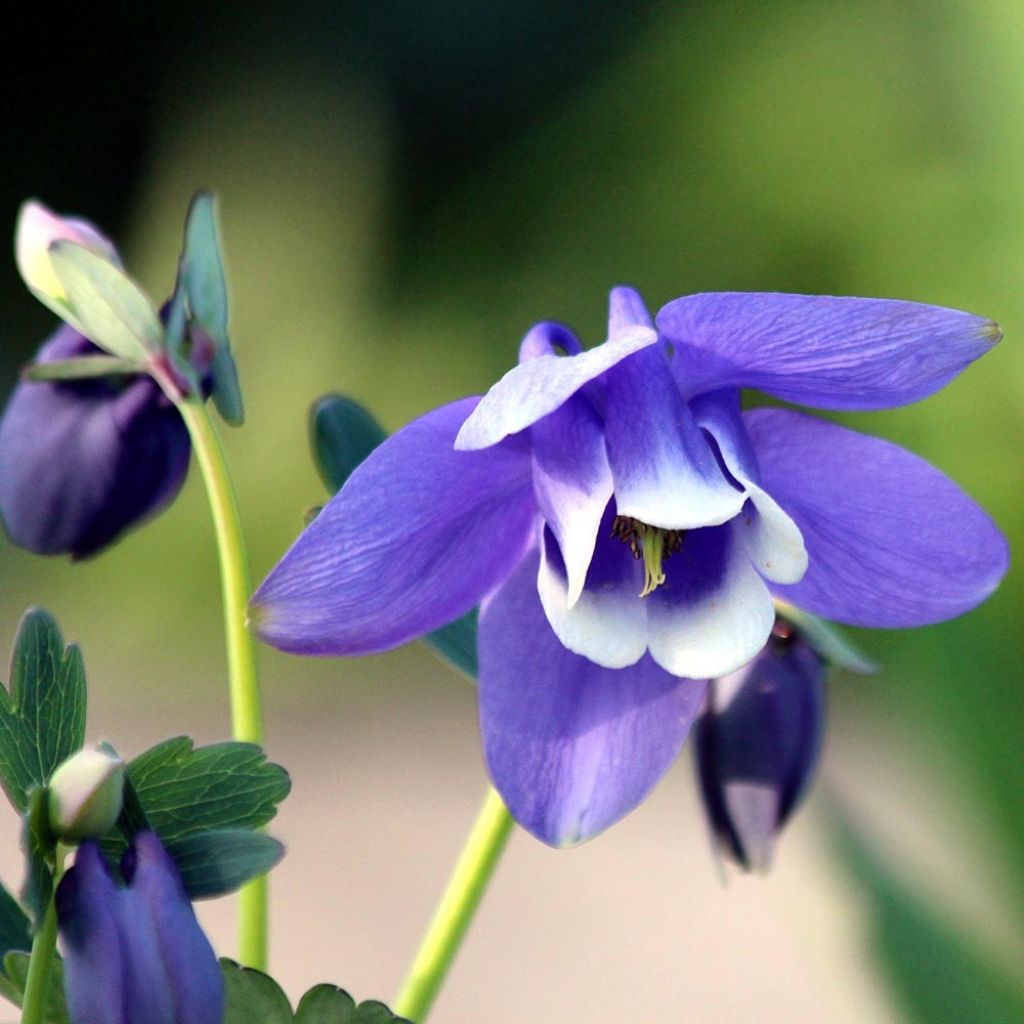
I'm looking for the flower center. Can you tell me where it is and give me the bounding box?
[611,516,684,597]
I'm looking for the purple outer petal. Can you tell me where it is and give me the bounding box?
[518,321,582,363]
[56,843,128,1024]
[454,324,658,451]
[0,326,191,558]
[124,833,224,1024]
[479,550,706,846]
[252,397,537,655]
[657,292,1000,410]
[608,285,654,336]
[746,409,1010,626]
[598,348,745,529]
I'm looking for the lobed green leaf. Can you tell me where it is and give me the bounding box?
[0,881,31,964]
[221,961,411,1024]
[0,609,87,814]
[165,828,284,900]
[0,952,68,1023]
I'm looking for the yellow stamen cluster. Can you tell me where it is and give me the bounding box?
[611,516,684,597]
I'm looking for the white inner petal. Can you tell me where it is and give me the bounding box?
[536,533,647,670]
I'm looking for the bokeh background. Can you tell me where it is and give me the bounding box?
[2,2,1023,1021]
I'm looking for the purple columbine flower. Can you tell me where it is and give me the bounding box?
[251,287,1009,846]
[56,833,224,1024]
[696,619,825,872]
[0,325,192,558]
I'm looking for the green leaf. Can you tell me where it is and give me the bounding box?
[22,355,143,382]
[424,610,479,680]
[165,829,284,900]
[180,192,244,425]
[0,952,69,1023]
[210,344,244,426]
[21,788,55,928]
[347,1002,410,1024]
[295,985,357,1022]
[48,241,162,361]
[221,959,294,1024]
[95,738,288,900]
[0,881,31,961]
[0,608,87,813]
[122,738,290,845]
[311,394,388,494]
[774,600,876,674]
[832,810,1024,1024]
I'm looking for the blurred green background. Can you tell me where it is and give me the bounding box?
[2,2,1023,1021]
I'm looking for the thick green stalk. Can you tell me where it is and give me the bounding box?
[177,398,267,969]
[393,787,515,1022]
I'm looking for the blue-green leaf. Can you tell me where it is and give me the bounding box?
[166,829,284,900]
[0,609,87,813]
[0,882,31,961]
[180,192,244,425]
[774,600,876,674]
[221,960,294,1024]
[0,952,68,1023]
[423,610,479,680]
[311,394,388,495]
[121,738,290,843]
[48,242,162,360]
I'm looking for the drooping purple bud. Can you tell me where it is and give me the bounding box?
[695,621,825,872]
[56,833,224,1024]
[0,325,191,558]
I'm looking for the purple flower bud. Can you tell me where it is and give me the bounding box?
[0,325,191,558]
[56,833,224,1024]
[695,622,825,871]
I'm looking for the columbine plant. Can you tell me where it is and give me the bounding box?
[0,193,1011,1024]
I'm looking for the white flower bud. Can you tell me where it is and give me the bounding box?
[48,746,125,841]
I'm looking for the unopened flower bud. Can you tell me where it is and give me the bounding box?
[48,747,125,841]
[695,621,825,872]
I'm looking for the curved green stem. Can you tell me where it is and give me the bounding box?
[20,854,64,1024]
[393,787,514,1022]
[177,399,267,969]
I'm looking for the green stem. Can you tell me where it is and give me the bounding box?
[20,854,64,1024]
[393,787,515,1022]
[177,398,267,970]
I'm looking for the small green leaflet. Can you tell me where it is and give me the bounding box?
[165,829,284,900]
[221,961,411,1024]
[0,951,68,1024]
[0,608,87,813]
[22,355,142,382]
[48,241,163,362]
[774,600,876,675]
[121,738,290,841]
[180,192,244,425]
[311,394,388,495]
[311,394,481,679]
[0,881,31,963]
[424,610,479,680]
[99,737,290,900]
